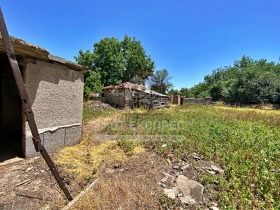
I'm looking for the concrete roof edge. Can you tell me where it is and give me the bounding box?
[0,36,88,72]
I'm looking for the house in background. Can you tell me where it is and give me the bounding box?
[103,82,170,109]
[0,37,87,158]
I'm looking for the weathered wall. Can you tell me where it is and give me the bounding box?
[104,88,170,109]
[171,95,181,105]
[104,89,125,108]
[24,61,84,157]
[25,61,84,129]
[183,97,212,104]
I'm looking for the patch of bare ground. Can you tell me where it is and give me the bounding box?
[0,156,70,210]
[68,152,170,210]
[0,142,221,210]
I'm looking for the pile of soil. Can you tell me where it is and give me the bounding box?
[84,100,113,110]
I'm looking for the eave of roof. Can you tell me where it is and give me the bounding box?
[0,36,88,72]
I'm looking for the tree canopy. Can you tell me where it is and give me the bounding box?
[177,56,280,104]
[74,35,155,87]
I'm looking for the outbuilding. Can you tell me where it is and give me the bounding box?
[0,37,86,159]
[103,82,170,109]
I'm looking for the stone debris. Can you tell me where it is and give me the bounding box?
[176,175,204,203]
[160,176,168,183]
[180,195,196,205]
[173,165,180,170]
[159,153,222,209]
[202,164,224,174]
[207,170,216,175]
[192,154,201,160]
[210,165,224,173]
[160,173,175,188]
[90,100,113,110]
[181,164,190,171]
[164,188,178,199]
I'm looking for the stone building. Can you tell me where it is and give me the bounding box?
[103,82,170,109]
[0,37,86,158]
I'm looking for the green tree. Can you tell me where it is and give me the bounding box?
[83,71,103,100]
[179,87,190,97]
[168,88,181,96]
[121,35,154,81]
[75,37,124,86]
[150,69,173,94]
[188,82,209,98]
[74,35,155,87]
[185,55,280,104]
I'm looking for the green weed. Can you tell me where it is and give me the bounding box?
[97,105,280,209]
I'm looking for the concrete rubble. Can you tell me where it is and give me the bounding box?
[160,152,223,209]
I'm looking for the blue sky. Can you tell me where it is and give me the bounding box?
[2,1,279,89]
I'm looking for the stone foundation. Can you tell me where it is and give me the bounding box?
[25,124,82,157]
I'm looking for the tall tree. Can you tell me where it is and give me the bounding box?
[75,37,124,86]
[74,35,155,87]
[121,35,154,82]
[150,69,173,94]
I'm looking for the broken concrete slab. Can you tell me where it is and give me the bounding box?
[176,175,204,203]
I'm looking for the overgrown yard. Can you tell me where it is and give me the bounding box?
[58,104,280,209]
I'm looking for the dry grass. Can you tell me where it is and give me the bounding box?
[68,153,168,210]
[56,108,147,182]
[56,141,128,181]
[213,105,280,127]
[214,105,280,114]
[84,112,123,134]
[56,105,168,209]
